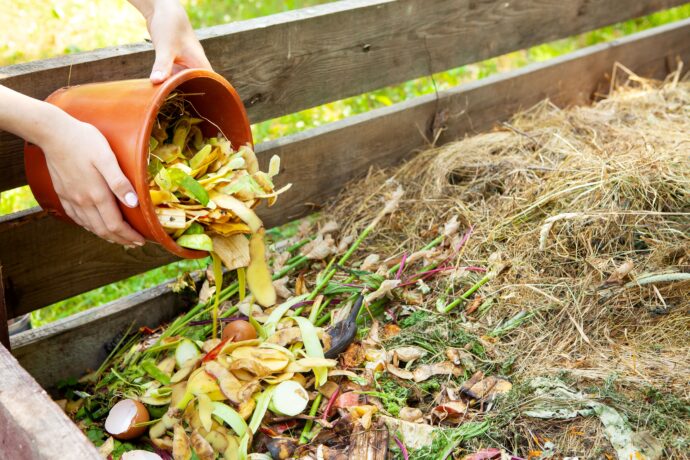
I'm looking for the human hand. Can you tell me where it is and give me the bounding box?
[40,109,146,247]
[130,0,212,83]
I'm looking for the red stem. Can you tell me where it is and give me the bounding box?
[321,388,341,420]
[395,252,408,280]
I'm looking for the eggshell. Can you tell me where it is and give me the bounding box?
[121,451,163,460]
[104,399,150,440]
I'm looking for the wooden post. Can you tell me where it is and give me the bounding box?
[0,264,9,350]
[0,342,101,459]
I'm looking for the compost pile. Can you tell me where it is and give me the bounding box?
[58,71,689,460]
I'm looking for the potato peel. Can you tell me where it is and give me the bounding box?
[246,230,277,307]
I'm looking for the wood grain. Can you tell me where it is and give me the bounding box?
[10,279,197,389]
[0,343,100,459]
[1,19,689,317]
[349,426,389,459]
[0,266,8,349]
[1,0,687,191]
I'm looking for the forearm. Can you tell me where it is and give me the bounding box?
[0,85,71,147]
[127,0,179,21]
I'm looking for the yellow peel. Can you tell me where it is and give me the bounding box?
[211,234,250,271]
[209,191,263,233]
[246,229,276,307]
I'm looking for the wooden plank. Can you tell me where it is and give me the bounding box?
[1,0,688,191]
[0,343,100,459]
[1,19,689,317]
[349,426,389,459]
[10,278,197,389]
[0,265,8,349]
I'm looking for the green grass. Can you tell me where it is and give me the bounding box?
[1,1,689,327]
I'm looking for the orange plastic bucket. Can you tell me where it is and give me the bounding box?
[24,69,253,258]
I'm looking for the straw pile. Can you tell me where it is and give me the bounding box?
[323,68,689,458]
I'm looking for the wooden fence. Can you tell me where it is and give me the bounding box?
[1,1,690,458]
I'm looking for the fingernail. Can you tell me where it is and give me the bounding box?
[124,192,139,208]
[134,241,145,246]
[125,245,136,250]
[151,70,164,82]
[106,239,114,244]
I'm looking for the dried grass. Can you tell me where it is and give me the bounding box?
[324,68,690,457]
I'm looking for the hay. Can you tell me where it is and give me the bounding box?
[324,68,690,457]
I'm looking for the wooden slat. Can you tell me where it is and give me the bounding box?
[1,0,688,191]
[0,343,100,459]
[0,265,8,349]
[10,279,197,389]
[1,19,689,317]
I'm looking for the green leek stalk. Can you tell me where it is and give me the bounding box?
[299,393,323,444]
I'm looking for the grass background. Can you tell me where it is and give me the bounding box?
[1,0,688,326]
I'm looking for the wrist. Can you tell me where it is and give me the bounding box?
[29,103,76,149]
[130,0,182,22]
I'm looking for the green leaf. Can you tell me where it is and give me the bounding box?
[168,168,209,205]
[147,156,163,179]
[172,118,191,149]
[86,427,106,445]
[140,359,171,385]
[154,166,173,191]
[183,222,204,235]
[219,174,262,196]
[293,316,328,387]
[263,294,309,337]
[238,434,250,460]
[212,402,248,437]
[177,234,213,252]
[248,304,267,340]
[190,144,212,170]
[248,386,275,434]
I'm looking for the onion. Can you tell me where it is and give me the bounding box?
[222,320,258,342]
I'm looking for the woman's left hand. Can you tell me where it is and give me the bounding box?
[130,0,212,83]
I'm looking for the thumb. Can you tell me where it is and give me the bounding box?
[150,46,175,84]
[97,154,139,208]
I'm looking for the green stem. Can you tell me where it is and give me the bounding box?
[307,286,334,323]
[307,257,337,302]
[299,393,323,444]
[274,256,309,280]
[443,274,491,313]
[315,312,331,327]
[307,222,379,307]
[338,223,376,267]
[355,298,388,325]
[285,237,314,253]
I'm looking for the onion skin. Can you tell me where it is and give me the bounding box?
[107,399,150,440]
[222,320,257,342]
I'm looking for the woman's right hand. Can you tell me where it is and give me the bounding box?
[38,107,146,247]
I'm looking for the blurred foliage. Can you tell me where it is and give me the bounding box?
[0,1,688,325]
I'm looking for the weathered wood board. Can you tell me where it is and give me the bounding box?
[1,18,688,317]
[10,280,196,389]
[0,343,100,459]
[1,0,687,191]
[0,265,8,349]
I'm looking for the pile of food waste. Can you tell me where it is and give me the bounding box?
[55,69,689,460]
[148,91,289,336]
